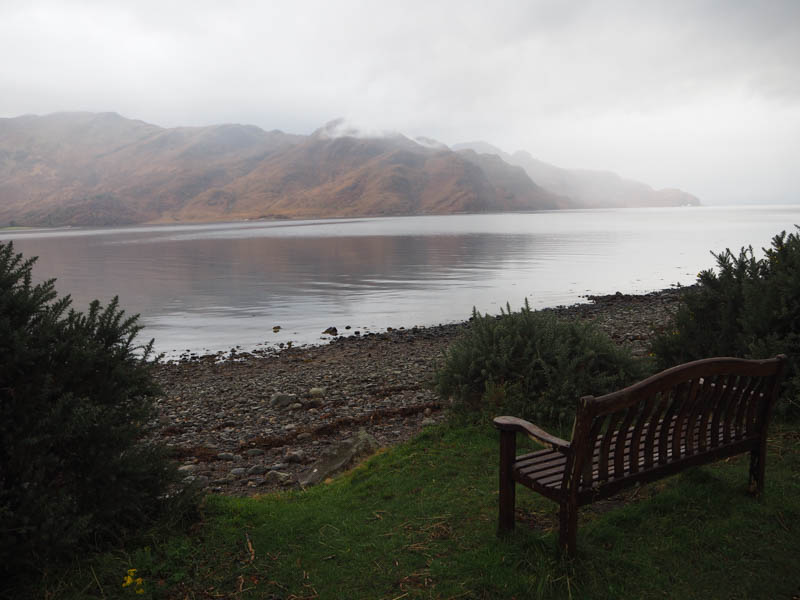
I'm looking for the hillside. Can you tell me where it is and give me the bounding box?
[453,141,701,208]
[0,113,566,226]
[0,113,699,227]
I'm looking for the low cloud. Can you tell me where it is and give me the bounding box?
[0,0,798,204]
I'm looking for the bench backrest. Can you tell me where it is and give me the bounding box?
[566,356,786,493]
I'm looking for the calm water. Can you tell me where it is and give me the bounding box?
[3,206,799,357]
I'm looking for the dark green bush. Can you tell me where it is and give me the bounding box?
[0,241,181,574]
[652,228,800,417]
[436,300,647,426]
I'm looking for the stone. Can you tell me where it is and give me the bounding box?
[245,448,265,456]
[266,470,293,485]
[296,432,312,441]
[270,392,297,408]
[285,450,305,463]
[229,467,247,477]
[423,407,432,417]
[217,452,236,461]
[322,326,338,336]
[178,464,199,472]
[247,464,268,475]
[309,387,326,398]
[289,402,303,410]
[298,429,380,487]
[421,418,436,426]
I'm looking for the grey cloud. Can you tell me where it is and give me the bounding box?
[0,0,798,205]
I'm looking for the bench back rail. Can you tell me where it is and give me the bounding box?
[568,357,784,501]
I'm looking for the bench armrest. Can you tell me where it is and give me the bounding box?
[493,416,570,451]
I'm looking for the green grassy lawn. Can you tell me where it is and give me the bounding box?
[30,423,800,600]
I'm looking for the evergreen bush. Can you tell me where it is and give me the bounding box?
[436,301,647,426]
[652,228,800,417]
[0,241,180,574]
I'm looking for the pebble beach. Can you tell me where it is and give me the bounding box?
[153,288,684,495]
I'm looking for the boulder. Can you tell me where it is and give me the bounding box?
[266,470,293,485]
[285,449,306,463]
[298,430,380,487]
[270,392,297,408]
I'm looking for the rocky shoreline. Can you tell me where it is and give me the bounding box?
[153,288,684,496]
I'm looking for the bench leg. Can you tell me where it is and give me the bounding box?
[749,442,766,496]
[559,501,577,555]
[498,430,516,533]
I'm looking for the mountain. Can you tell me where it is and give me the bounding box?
[0,112,304,225]
[0,113,566,227]
[452,142,700,208]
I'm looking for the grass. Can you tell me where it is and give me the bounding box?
[21,422,800,600]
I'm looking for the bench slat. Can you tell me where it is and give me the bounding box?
[697,376,721,452]
[629,393,657,475]
[517,454,565,476]
[676,378,701,457]
[722,375,742,446]
[658,383,683,465]
[598,412,620,482]
[643,391,667,469]
[614,404,638,481]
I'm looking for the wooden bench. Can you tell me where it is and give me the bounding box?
[494,355,786,553]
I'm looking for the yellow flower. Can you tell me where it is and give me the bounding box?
[122,569,140,589]
[135,589,145,595]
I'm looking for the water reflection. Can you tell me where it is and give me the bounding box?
[4,207,799,356]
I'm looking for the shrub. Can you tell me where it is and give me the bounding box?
[651,228,800,417]
[436,300,647,427]
[0,241,180,574]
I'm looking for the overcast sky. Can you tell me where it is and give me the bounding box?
[1,0,799,205]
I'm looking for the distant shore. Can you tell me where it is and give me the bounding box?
[153,287,683,496]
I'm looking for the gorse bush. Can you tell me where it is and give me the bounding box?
[436,301,647,426]
[652,228,800,417]
[0,241,181,575]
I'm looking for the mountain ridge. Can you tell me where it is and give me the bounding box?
[0,113,698,227]
[453,141,700,209]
